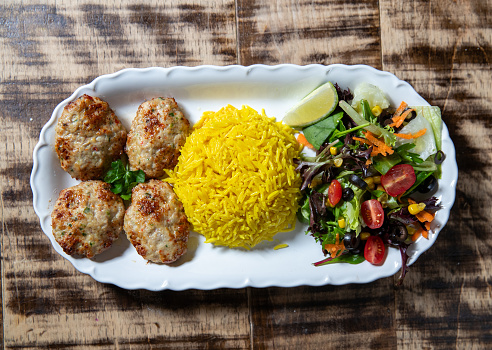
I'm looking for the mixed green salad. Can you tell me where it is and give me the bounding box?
[293,82,445,286]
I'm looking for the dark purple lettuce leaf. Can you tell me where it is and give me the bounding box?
[395,244,409,287]
[421,196,442,210]
[388,206,418,225]
[294,159,333,191]
[309,191,327,234]
[334,83,353,102]
[337,134,373,177]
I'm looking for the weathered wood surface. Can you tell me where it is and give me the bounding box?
[0,0,490,349]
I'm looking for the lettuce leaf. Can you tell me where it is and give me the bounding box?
[351,82,390,113]
[412,106,443,151]
[339,181,364,234]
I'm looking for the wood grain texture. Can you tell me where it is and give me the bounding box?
[1,0,491,349]
[1,1,249,349]
[237,0,382,67]
[250,282,398,350]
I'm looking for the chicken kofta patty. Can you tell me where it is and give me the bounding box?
[51,181,125,258]
[55,94,127,181]
[124,179,190,263]
[126,97,190,178]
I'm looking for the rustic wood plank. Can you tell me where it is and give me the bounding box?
[0,1,251,349]
[380,0,492,349]
[1,0,491,348]
[250,282,398,350]
[237,0,382,67]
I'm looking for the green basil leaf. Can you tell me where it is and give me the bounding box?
[135,170,146,183]
[120,193,132,201]
[112,182,123,194]
[104,161,125,183]
[104,160,147,200]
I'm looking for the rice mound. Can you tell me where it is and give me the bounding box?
[165,105,302,249]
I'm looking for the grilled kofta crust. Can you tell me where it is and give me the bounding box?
[124,180,190,263]
[51,180,125,258]
[55,94,127,181]
[126,97,190,179]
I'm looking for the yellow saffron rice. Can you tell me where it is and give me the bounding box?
[165,105,302,249]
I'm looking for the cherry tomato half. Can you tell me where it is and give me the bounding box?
[381,164,416,197]
[328,179,342,206]
[361,199,384,229]
[364,235,386,265]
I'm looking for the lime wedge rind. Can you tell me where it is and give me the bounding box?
[282,82,339,128]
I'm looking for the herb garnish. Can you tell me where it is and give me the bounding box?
[104,160,145,200]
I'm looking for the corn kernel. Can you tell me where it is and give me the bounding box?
[371,105,383,117]
[376,185,385,192]
[334,158,343,167]
[338,217,346,228]
[408,203,426,215]
[373,176,381,184]
[325,198,333,208]
[330,146,338,155]
[364,177,374,185]
[360,232,371,240]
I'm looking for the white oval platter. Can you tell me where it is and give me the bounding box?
[31,64,458,291]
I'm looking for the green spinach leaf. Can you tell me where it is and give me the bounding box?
[303,112,344,150]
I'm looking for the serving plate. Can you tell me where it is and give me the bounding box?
[31,64,458,291]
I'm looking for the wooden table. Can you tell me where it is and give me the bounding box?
[1,0,490,348]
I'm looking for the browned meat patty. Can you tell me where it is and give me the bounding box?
[124,179,190,263]
[125,97,190,178]
[55,94,127,181]
[51,181,125,258]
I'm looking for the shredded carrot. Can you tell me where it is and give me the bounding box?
[363,131,394,156]
[297,133,315,150]
[395,128,427,139]
[394,101,408,117]
[387,116,404,128]
[363,131,384,146]
[408,198,436,223]
[394,133,413,139]
[411,224,429,241]
[411,226,423,242]
[353,136,369,144]
[397,193,405,203]
[416,210,435,223]
[388,108,414,128]
[424,222,431,231]
[365,159,372,166]
[355,131,394,157]
[324,233,345,259]
[412,129,427,138]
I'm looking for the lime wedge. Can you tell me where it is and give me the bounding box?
[282,82,339,128]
